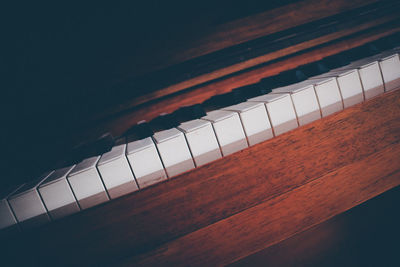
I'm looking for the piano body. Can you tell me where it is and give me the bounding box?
[2,0,400,266]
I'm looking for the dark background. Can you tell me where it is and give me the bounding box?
[1,0,300,188]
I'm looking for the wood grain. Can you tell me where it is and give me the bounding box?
[9,89,399,266]
[229,186,400,266]
[128,145,400,266]
[121,0,378,78]
[90,23,400,141]
[121,10,399,112]
[160,0,379,68]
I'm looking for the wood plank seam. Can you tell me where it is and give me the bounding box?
[126,144,400,266]
[20,90,400,267]
[91,25,400,139]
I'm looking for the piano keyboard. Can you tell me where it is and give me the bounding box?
[1,47,400,233]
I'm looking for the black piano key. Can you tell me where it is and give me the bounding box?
[345,46,373,62]
[125,121,154,141]
[149,113,180,132]
[300,61,330,77]
[367,44,381,56]
[273,71,295,87]
[68,133,115,164]
[295,70,308,81]
[260,69,307,90]
[202,90,246,111]
[114,136,127,146]
[174,104,206,122]
[260,76,281,90]
[202,94,224,111]
[233,83,264,99]
[191,104,206,118]
[323,53,351,69]
[225,90,246,105]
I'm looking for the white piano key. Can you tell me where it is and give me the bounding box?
[0,185,23,231]
[323,56,384,100]
[248,94,298,136]
[178,119,222,167]
[272,82,321,126]
[127,137,167,189]
[379,53,400,91]
[326,69,364,108]
[97,144,138,199]
[67,156,109,210]
[353,60,384,100]
[38,166,80,220]
[202,110,248,156]
[153,128,195,177]
[8,172,53,229]
[309,77,343,117]
[223,102,273,145]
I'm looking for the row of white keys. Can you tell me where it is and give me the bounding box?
[67,156,109,210]
[377,51,400,91]
[0,185,23,231]
[311,69,364,108]
[39,165,80,220]
[348,50,400,92]
[248,94,298,136]
[8,172,53,229]
[3,49,399,230]
[271,81,321,126]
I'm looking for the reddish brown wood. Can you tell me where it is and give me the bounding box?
[7,90,399,266]
[90,22,400,141]
[159,0,379,69]
[127,145,400,266]
[229,186,400,266]
[119,0,378,78]
[122,13,398,111]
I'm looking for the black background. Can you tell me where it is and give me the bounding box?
[1,0,299,188]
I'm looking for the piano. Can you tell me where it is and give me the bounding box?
[2,0,400,266]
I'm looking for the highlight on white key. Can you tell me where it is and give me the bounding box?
[67,156,109,210]
[126,137,167,189]
[222,102,273,146]
[177,119,222,167]
[97,144,139,199]
[0,185,23,231]
[248,93,298,136]
[307,77,343,117]
[271,81,321,126]
[201,110,248,156]
[8,172,53,229]
[379,52,400,91]
[38,166,80,220]
[153,128,195,178]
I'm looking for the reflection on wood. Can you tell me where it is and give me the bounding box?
[4,90,398,266]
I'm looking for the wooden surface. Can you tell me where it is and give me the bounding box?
[91,22,400,141]
[90,0,400,128]
[4,89,400,266]
[127,144,400,266]
[147,0,378,73]
[5,0,400,191]
[111,1,392,111]
[230,185,400,267]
